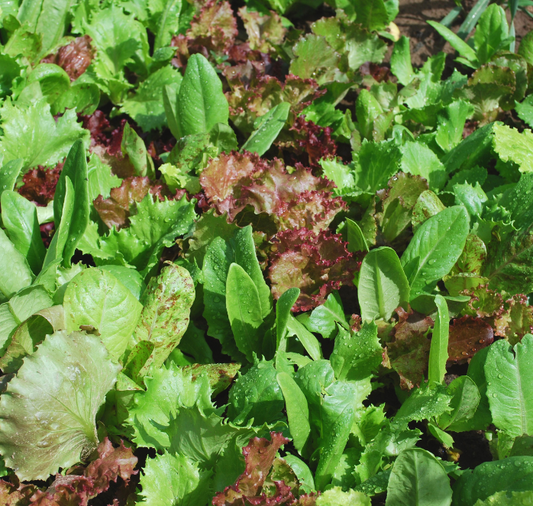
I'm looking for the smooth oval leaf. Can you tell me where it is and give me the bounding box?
[386,448,452,506]
[0,330,120,481]
[177,53,229,137]
[428,295,450,385]
[358,246,409,322]
[485,334,533,437]
[276,287,300,351]
[401,206,469,300]
[226,263,264,362]
[278,372,311,454]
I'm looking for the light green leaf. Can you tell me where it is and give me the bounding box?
[121,122,154,178]
[203,226,271,360]
[84,5,142,76]
[0,228,33,303]
[64,268,142,361]
[320,158,356,195]
[17,0,73,55]
[42,177,74,269]
[0,305,65,374]
[0,159,23,198]
[317,486,371,505]
[358,246,409,322]
[241,102,290,156]
[330,323,382,382]
[0,330,120,481]
[134,263,195,369]
[401,206,469,300]
[315,380,368,490]
[0,99,89,171]
[121,66,183,132]
[391,36,414,86]
[128,362,213,449]
[286,314,322,361]
[485,334,533,437]
[226,263,264,362]
[153,0,182,50]
[345,218,369,253]
[395,383,451,425]
[1,190,45,275]
[86,153,121,203]
[439,375,480,432]
[385,448,452,506]
[435,100,475,152]
[400,141,447,191]
[138,452,213,506]
[177,53,229,137]
[428,295,449,385]
[277,372,310,454]
[492,123,533,174]
[304,291,348,339]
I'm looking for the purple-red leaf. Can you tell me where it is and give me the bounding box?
[268,228,358,312]
[212,432,293,506]
[447,316,494,364]
[200,151,345,234]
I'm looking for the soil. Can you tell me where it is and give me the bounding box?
[395,0,533,67]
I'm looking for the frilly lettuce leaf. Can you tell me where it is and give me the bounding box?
[0,330,120,481]
[138,452,213,506]
[200,151,345,234]
[268,229,359,312]
[29,437,137,503]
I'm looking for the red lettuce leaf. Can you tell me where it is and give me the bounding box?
[30,438,137,506]
[41,36,94,81]
[493,294,533,345]
[447,316,494,364]
[386,307,434,390]
[18,163,63,206]
[0,476,36,506]
[187,0,237,54]
[238,7,286,54]
[94,176,182,229]
[226,75,324,134]
[200,151,345,234]
[268,228,359,312]
[212,432,295,506]
[279,116,337,168]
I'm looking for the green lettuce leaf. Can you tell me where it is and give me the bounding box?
[0,98,89,171]
[63,267,142,361]
[134,263,195,369]
[0,330,120,481]
[120,65,183,132]
[138,452,213,506]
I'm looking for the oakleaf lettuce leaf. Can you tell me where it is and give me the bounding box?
[0,331,120,481]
